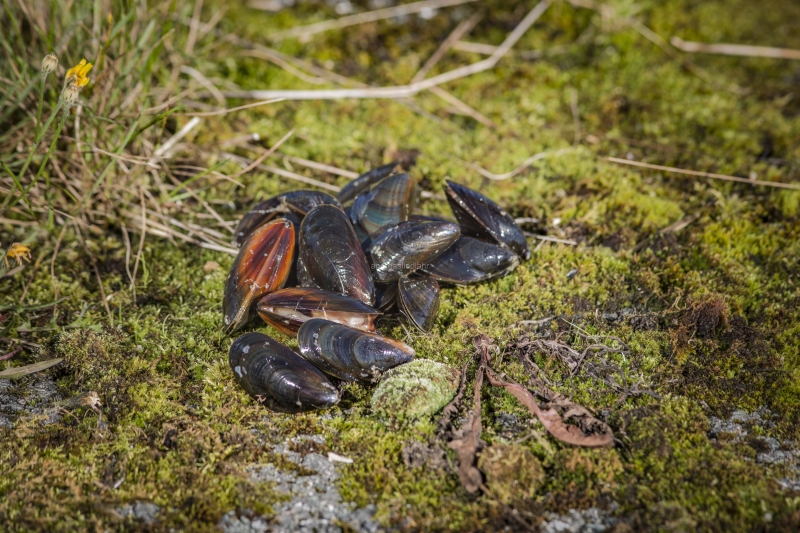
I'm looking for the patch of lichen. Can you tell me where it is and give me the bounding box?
[1,0,800,530]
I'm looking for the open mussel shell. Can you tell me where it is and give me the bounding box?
[337,161,399,204]
[350,173,415,238]
[368,220,460,283]
[398,276,440,333]
[422,236,519,285]
[258,287,380,336]
[223,218,294,334]
[300,204,375,305]
[233,190,341,247]
[444,180,530,260]
[297,318,415,383]
[229,332,339,413]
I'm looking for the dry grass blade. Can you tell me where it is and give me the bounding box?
[0,358,63,379]
[219,1,552,101]
[411,11,483,83]
[465,147,575,181]
[670,37,800,60]
[607,157,800,190]
[223,152,341,192]
[283,156,359,179]
[231,129,295,179]
[267,0,480,42]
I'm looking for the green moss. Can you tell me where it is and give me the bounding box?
[2,0,800,530]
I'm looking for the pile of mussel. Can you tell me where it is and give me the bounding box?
[224,162,530,413]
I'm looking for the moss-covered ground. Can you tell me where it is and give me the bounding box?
[2,0,800,530]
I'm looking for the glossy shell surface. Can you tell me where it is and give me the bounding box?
[350,173,415,237]
[422,236,519,285]
[223,218,294,334]
[258,287,380,336]
[337,161,398,204]
[229,332,340,413]
[444,180,530,260]
[233,190,341,247]
[367,220,460,283]
[398,276,440,332]
[297,318,415,382]
[300,205,375,305]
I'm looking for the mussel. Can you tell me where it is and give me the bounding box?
[300,204,375,305]
[422,236,519,285]
[337,161,399,204]
[257,287,380,336]
[229,332,340,413]
[297,318,415,383]
[350,173,415,238]
[374,282,399,312]
[233,190,342,247]
[444,180,530,260]
[367,220,460,283]
[223,218,294,334]
[398,276,440,332]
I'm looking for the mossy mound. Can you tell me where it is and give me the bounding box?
[478,443,545,505]
[370,359,459,420]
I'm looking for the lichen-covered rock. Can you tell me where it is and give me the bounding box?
[477,443,545,505]
[370,359,459,419]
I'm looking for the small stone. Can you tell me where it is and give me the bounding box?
[203,260,220,273]
[370,359,459,419]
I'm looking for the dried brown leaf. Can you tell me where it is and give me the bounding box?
[474,335,614,448]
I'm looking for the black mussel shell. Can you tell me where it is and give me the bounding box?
[398,276,440,333]
[233,190,341,247]
[223,218,295,334]
[300,204,375,305]
[258,287,380,336]
[283,190,343,216]
[283,212,302,288]
[368,220,460,283]
[229,332,339,413]
[295,254,318,288]
[297,318,415,383]
[422,236,519,285]
[350,173,415,238]
[444,181,530,260]
[374,282,399,312]
[337,162,399,204]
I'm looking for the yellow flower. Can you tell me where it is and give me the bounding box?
[65,59,93,88]
[3,243,32,269]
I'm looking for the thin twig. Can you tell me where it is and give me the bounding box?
[670,37,800,60]
[607,157,800,191]
[267,0,480,42]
